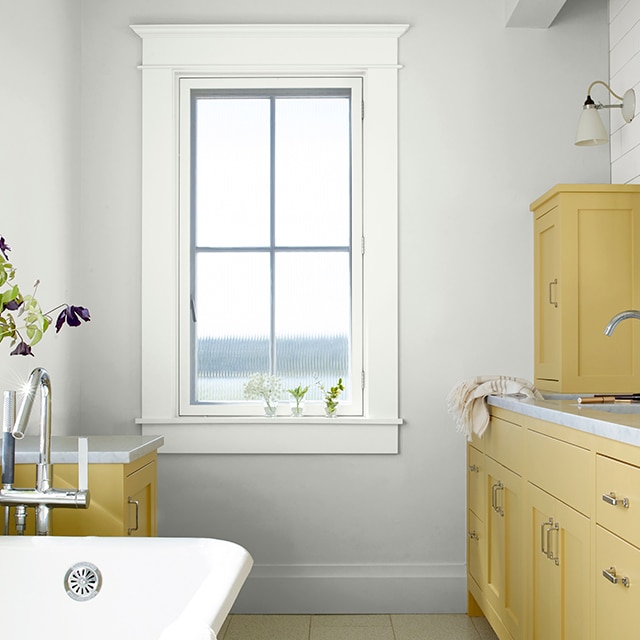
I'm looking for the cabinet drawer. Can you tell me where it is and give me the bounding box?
[468,509,485,588]
[468,445,484,519]
[527,429,592,517]
[597,455,640,547]
[596,526,640,640]
[485,415,523,474]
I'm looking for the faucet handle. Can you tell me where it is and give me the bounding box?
[78,437,89,491]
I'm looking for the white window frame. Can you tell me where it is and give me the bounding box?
[132,24,407,454]
[178,76,364,417]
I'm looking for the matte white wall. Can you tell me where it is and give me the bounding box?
[610,0,640,182]
[0,1,81,432]
[1,0,610,613]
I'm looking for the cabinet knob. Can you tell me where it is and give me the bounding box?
[468,530,479,541]
[602,492,630,508]
[468,464,480,473]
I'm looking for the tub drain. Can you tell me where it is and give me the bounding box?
[64,562,102,601]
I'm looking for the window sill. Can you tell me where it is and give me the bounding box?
[136,417,402,454]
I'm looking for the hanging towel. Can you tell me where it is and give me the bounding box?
[447,375,543,441]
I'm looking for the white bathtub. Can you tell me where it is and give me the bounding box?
[1,535,253,640]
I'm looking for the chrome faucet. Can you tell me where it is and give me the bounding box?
[0,368,89,535]
[604,310,640,336]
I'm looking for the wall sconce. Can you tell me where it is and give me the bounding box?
[575,80,636,146]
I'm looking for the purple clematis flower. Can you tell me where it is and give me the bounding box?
[10,341,33,356]
[0,237,10,260]
[1,299,21,312]
[55,305,91,333]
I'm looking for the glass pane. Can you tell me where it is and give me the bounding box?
[195,98,271,248]
[275,98,351,247]
[195,252,271,402]
[275,252,351,401]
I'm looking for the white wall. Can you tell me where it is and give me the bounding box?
[2,0,610,613]
[0,1,81,432]
[610,0,640,182]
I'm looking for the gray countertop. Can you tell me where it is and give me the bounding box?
[0,435,164,465]
[488,394,640,448]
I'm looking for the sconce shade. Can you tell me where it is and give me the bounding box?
[575,103,608,146]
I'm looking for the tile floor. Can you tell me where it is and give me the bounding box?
[217,614,499,640]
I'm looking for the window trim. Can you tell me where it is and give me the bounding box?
[132,23,408,454]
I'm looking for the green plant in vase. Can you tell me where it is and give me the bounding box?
[287,384,309,417]
[317,377,345,418]
[244,372,282,417]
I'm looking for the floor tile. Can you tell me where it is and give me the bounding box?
[470,616,499,640]
[310,627,395,640]
[391,614,481,640]
[224,614,311,640]
[312,615,392,627]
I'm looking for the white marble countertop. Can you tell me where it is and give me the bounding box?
[0,435,164,464]
[488,394,640,448]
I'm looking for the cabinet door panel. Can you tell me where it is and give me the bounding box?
[596,526,640,640]
[468,509,485,588]
[485,457,523,640]
[596,454,640,548]
[124,460,157,537]
[468,445,484,518]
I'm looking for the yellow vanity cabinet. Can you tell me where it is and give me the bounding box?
[51,451,158,536]
[531,184,640,393]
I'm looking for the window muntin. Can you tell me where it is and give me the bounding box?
[179,78,363,416]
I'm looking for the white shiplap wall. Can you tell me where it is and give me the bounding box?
[610,0,640,183]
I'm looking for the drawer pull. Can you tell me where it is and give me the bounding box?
[468,530,479,541]
[602,492,630,509]
[548,279,558,308]
[541,518,560,565]
[603,567,630,588]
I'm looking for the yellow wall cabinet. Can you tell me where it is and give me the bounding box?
[0,452,157,536]
[469,406,640,640]
[532,184,640,393]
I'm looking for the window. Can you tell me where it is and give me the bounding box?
[133,24,407,453]
[180,79,363,416]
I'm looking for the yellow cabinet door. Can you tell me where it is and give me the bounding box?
[124,457,157,537]
[531,184,640,393]
[468,444,484,519]
[485,456,524,640]
[534,205,561,385]
[528,483,591,640]
[596,526,640,640]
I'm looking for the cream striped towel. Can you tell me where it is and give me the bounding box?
[447,375,543,441]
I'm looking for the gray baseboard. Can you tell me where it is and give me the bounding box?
[232,563,467,614]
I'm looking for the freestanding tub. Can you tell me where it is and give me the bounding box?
[0,535,253,640]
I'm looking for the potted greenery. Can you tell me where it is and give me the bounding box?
[317,377,345,418]
[244,372,282,417]
[286,384,309,417]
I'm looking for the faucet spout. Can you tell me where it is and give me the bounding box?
[604,310,640,336]
[12,368,52,493]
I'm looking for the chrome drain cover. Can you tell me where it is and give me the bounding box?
[64,562,102,601]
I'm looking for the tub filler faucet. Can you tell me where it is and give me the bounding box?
[604,310,640,336]
[0,368,90,535]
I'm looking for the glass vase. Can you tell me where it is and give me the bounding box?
[263,401,278,417]
[324,402,338,418]
[290,401,304,417]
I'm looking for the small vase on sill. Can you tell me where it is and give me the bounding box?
[324,402,339,418]
[290,402,304,418]
[263,401,278,417]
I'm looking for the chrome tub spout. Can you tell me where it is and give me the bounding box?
[0,368,90,535]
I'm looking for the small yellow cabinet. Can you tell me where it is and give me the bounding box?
[52,452,157,536]
[0,452,158,537]
[532,184,640,393]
